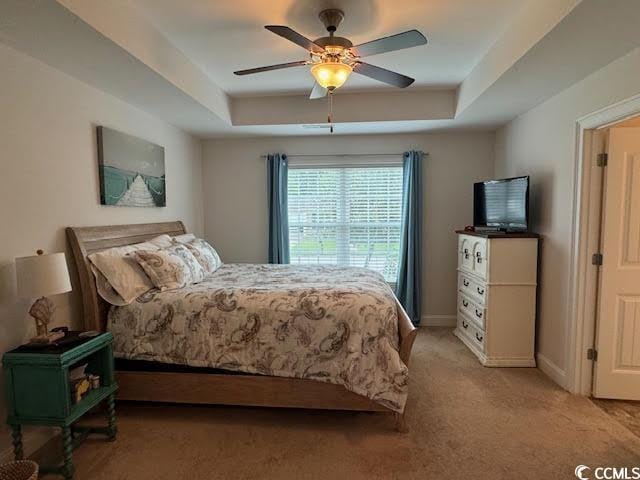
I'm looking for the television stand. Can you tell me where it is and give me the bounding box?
[454,230,539,366]
[473,226,503,233]
[455,230,538,239]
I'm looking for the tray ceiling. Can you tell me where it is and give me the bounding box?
[3,0,640,137]
[129,0,527,95]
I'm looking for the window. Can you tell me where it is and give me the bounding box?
[288,165,403,283]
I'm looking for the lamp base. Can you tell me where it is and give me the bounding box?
[30,331,65,344]
[28,296,63,344]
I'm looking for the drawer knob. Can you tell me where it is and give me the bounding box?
[475,332,484,342]
[475,309,483,318]
[463,279,470,287]
[462,300,469,308]
[477,287,485,295]
[476,257,482,264]
[462,320,469,329]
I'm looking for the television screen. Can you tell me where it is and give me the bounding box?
[474,176,529,230]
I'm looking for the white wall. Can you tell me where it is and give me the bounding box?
[202,132,495,322]
[8,23,637,461]
[495,47,640,380]
[0,44,204,458]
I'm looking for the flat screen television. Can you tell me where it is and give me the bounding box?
[474,176,529,231]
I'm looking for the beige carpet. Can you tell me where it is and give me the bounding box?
[42,328,640,479]
[593,398,640,439]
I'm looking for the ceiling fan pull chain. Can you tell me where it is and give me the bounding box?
[328,91,334,133]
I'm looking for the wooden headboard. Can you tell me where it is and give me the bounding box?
[66,221,186,332]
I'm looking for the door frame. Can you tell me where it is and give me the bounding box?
[567,93,640,395]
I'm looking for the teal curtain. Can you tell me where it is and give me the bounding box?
[267,153,290,264]
[396,150,423,325]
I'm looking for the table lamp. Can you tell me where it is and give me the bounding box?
[16,250,72,344]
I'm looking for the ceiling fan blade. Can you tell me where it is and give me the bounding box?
[309,82,328,99]
[234,60,308,76]
[265,26,325,54]
[353,62,415,88]
[351,30,427,58]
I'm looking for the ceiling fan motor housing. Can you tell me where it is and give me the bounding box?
[319,9,344,33]
[314,36,353,50]
[315,10,352,61]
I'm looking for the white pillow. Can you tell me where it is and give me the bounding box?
[173,233,196,244]
[149,233,196,248]
[88,240,159,304]
[90,265,127,306]
[148,234,174,249]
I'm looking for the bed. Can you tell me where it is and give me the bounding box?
[66,221,418,429]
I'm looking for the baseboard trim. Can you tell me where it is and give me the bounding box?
[453,329,536,367]
[421,315,456,327]
[536,352,567,389]
[483,356,536,367]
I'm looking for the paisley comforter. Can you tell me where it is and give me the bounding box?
[108,263,408,412]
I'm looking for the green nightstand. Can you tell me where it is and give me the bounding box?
[3,332,118,479]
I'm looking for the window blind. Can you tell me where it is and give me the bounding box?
[287,166,403,282]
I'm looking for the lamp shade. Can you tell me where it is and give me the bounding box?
[16,252,72,298]
[310,61,352,90]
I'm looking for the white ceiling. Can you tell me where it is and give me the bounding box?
[3,0,640,137]
[129,0,527,96]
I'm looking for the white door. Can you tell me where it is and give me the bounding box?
[594,127,640,399]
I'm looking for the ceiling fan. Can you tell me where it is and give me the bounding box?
[234,9,427,99]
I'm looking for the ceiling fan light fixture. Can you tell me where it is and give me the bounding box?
[234,11,427,99]
[310,61,352,90]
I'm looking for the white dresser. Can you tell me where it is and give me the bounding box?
[453,231,539,367]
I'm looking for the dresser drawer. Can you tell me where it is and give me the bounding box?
[458,272,487,305]
[458,293,486,330]
[471,238,488,279]
[458,235,474,272]
[458,235,488,279]
[468,321,485,351]
[457,315,485,352]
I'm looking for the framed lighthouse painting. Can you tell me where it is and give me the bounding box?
[97,126,166,207]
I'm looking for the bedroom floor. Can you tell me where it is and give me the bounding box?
[592,398,640,439]
[39,328,640,479]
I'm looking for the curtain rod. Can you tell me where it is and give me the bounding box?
[260,152,424,158]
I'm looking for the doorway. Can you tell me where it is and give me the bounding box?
[593,118,640,400]
[570,101,640,400]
